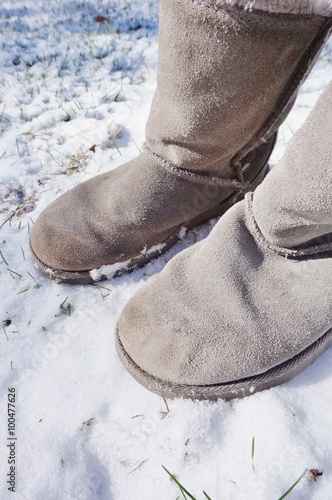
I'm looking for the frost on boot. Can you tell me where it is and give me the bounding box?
[252,81,332,255]
[217,0,332,17]
[30,0,332,283]
[116,82,332,400]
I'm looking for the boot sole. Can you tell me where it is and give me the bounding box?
[115,327,332,400]
[29,158,270,285]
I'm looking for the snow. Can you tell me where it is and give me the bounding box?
[0,1,332,499]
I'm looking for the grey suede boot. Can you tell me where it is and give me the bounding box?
[30,0,332,284]
[116,79,332,400]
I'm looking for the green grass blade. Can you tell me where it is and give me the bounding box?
[7,268,22,278]
[111,138,122,156]
[0,250,8,265]
[277,469,308,500]
[162,466,197,500]
[203,491,213,500]
[60,297,68,308]
[162,396,170,413]
[0,204,23,230]
[28,271,40,288]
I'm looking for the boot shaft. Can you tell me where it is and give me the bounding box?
[216,1,332,17]
[146,0,331,177]
[252,80,332,253]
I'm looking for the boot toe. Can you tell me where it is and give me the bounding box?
[116,198,332,400]
[30,198,91,273]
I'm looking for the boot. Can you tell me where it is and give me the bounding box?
[116,79,332,400]
[30,0,332,284]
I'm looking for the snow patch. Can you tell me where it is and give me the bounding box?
[140,242,167,256]
[178,226,188,239]
[0,1,332,499]
[89,259,133,281]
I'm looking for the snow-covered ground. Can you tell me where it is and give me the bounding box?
[0,1,332,499]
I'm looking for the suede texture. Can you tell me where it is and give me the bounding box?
[253,80,332,252]
[217,0,332,16]
[30,0,331,276]
[30,142,271,272]
[117,82,332,388]
[146,0,328,175]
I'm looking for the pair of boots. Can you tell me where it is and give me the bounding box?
[30,1,332,399]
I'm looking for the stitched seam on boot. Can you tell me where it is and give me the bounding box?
[143,145,250,190]
[246,193,332,257]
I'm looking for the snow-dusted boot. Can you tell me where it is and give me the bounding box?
[30,0,332,284]
[116,80,332,400]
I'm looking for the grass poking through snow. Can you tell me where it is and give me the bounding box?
[277,469,308,500]
[162,466,213,500]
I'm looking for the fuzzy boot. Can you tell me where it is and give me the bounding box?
[116,79,332,400]
[30,0,332,284]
